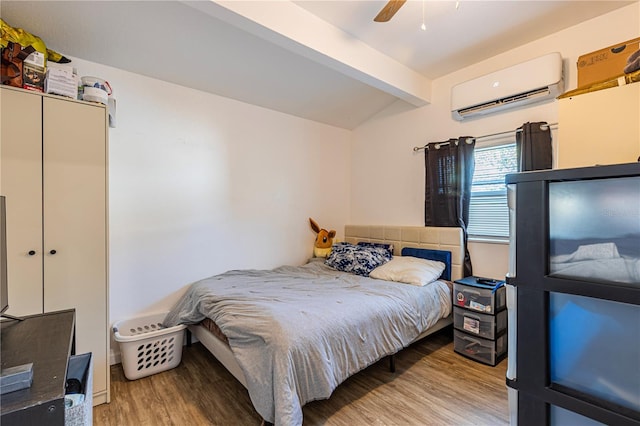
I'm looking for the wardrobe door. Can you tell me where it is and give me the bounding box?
[558,83,640,168]
[0,87,44,316]
[42,96,109,403]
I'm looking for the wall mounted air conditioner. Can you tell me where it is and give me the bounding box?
[451,52,564,121]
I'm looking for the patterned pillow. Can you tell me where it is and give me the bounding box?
[325,242,392,276]
[357,242,394,257]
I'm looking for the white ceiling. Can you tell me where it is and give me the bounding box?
[295,1,634,79]
[0,1,633,129]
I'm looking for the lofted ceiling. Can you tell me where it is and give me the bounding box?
[0,1,634,129]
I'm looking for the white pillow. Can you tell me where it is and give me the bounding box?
[369,256,445,286]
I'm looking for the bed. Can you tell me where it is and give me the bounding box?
[163,225,464,425]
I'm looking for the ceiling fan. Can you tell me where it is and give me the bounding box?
[374,0,407,22]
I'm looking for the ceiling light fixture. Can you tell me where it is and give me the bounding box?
[456,1,460,10]
[421,0,426,31]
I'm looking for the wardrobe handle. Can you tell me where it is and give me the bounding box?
[28,250,36,256]
[49,249,57,255]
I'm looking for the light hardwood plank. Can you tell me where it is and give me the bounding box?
[95,328,508,425]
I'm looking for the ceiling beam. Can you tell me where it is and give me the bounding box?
[182,0,431,107]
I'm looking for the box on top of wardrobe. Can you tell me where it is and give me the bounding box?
[577,37,640,87]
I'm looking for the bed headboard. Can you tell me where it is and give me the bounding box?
[344,225,465,281]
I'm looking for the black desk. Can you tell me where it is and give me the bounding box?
[1,309,75,426]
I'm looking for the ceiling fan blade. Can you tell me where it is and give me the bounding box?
[374,0,407,22]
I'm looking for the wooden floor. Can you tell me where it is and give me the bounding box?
[94,327,509,425]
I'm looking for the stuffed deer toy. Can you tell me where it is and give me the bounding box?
[309,218,336,258]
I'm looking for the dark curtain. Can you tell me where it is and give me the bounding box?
[516,122,552,171]
[424,137,475,277]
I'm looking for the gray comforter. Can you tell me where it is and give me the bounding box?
[163,259,451,425]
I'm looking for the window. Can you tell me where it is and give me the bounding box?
[468,143,517,240]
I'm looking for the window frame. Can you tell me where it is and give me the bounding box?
[467,138,517,243]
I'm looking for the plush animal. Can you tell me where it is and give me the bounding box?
[309,218,336,258]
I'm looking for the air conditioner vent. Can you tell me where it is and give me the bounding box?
[458,87,551,117]
[451,53,564,121]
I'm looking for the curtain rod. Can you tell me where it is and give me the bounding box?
[412,122,558,152]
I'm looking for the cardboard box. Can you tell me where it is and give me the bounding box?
[22,50,46,92]
[577,37,640,87]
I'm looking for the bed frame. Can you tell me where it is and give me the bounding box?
[188,225,465,393]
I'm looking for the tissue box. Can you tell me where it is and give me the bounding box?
[577,37,640,87]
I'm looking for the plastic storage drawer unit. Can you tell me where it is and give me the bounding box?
[453,306,507,340]
[454,277,506,313]
[454,329,507,366]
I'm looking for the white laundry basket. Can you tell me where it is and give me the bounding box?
[113,312,186,380]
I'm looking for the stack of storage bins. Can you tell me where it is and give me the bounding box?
[452,277,507,366]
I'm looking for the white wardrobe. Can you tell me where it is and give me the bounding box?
[0,86,110,405]
[558,82,640,168]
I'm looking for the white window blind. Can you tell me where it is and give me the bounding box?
[468,143,517,239]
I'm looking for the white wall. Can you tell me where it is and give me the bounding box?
[68,59,352,362]
[47,3,640,363]
[350,3,640,280]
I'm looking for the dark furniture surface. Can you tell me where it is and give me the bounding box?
[505,162,640,426]
[1,309,75,426]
